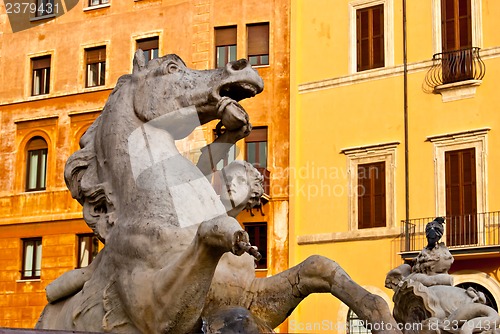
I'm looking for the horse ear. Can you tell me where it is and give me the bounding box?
[133,49,146,73]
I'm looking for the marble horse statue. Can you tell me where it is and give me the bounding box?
[36,51,400,333]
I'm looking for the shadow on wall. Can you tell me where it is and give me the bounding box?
[5,0,79,33]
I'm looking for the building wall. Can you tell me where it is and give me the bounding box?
[0,0,289,329]
[291,0,500,332]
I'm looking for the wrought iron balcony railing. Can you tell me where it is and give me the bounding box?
[401,211,500,254]
[425,47,485,89]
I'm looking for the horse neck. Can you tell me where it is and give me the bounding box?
[96,87,179,221]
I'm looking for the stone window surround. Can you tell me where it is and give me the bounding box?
[342,141,399,233]
[26,50,54,100]
[452,270,500,310]
[348,0,395,74]
[81,41,110,92]
[83,0,110,11]
[431,0,484,101]
[427,127,489,218]
[131,31,163,72]
[295,142,399,245]
[15,116,58,193]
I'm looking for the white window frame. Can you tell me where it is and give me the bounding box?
[86,61,105,87]
[342,142,398,231]
[27,51,54,99]
[131,31,163,72]
[348,0,394,74]
[427,128,489,218]
[432,0,483,54]
[81,42,109,91]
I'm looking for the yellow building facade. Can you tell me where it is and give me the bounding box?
[0,0,290,328]
[290,0,500,332]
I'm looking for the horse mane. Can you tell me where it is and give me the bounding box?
[64,116,112,241]
[64,52,189,241]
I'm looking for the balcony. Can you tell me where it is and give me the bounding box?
[400,211,500,260]
[424,47,485,101]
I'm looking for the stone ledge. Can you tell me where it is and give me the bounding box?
[434,79,482,102]
[297,227,401,245]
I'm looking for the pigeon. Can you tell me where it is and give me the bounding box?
[425,217,445,250]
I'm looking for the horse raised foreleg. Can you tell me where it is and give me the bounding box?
[148,216,254,334]
[246,255,401,334]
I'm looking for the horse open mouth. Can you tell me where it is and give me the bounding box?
[215,81,262,130]
[219,82,260,102]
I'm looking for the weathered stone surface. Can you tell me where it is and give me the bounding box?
[36,52,400,334]
[387,218,500,334]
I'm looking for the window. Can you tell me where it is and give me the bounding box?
[22,238,42,280]
[356,4,384,71]
[247,23,269,66]
[245,127,267,169]
[347,309,371,334]
[85,46,106,88]
[244,222,267,269]
[433,0,481,53]
[215,26,237,68]
[440,0,473,83]
[358,161,386,229]
[445,148,477,246]
[77,234,100,268]
[136,37,159,64]
[31,55,51,96]
[36,0,54,17]
[89,0,109,6]
[245,127,269,194]
[342,142,397,232]
[428,128,487,241]
[441,0,472,52]
[212,129,238,170]
[26,137,48,191]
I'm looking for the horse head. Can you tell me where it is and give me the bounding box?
[64,51,264,242]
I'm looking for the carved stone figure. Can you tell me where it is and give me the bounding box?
[36,52,400,334]
[387,218,500,334]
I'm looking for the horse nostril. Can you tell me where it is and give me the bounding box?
[230,59,249,71]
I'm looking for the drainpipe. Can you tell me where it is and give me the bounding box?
[403,0,410,252]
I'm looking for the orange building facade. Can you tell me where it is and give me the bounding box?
[0,0,290,328]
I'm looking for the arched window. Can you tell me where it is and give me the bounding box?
[347,309,372,334]
[26,136,48,191]
[456,282,498,311]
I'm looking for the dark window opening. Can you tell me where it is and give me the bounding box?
[247,23,269,66]
[445,148,477,246]
[137,37,159,64]
[356,5,384,71]
[89,0,109,6]
[26,137,48,192]
[441,0,473,83]
[36,0,54,17]
[215,26,237,68]
[245,127,267,169]
[456,282,497,311]
[77,234,100,268]
[357,161,386,229]
[85,46,106,87]
[31,55,51,96]
[244,222,267,269]
[21,238,42,280]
